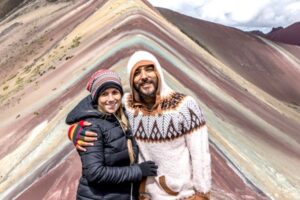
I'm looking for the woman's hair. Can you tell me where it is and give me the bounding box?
[116,106,129,130]
[116,106,135,165]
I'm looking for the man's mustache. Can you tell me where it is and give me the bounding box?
[139,79,154,86]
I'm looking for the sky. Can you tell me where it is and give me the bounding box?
[148,0,300,33]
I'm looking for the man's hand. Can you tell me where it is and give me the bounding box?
[68,120,97,152]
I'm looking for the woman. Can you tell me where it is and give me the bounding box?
[66,69,158,200]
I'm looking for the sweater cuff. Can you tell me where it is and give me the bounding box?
[196,191,210,200]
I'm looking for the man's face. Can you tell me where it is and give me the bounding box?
[133,64,158,98]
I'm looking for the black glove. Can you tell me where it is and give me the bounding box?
[138,161,158,177]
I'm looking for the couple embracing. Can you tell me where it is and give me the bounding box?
[66,50,211,200]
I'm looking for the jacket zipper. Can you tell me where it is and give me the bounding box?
[131,182,133,200]
[113,114,134,200]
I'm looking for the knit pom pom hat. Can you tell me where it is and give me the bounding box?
[86,69,123,103]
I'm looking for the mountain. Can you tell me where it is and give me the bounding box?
[1,1,300,200]
[249,30,265,37]
[266,22,300,46]
[158,7,300,105]
[250,24,300,47]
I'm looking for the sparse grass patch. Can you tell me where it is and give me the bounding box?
[59,54,67,61]
[16,77,24,85]
[39,70,46,76]
[65,55,73,60]
[32,63,44,76]
[48,66,56,70]
[70,36,81,48]
[3,85,9,91]
[24,64,34,73]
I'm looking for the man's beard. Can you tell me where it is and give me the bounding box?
[134,79,157,99]
[139,89,156,99]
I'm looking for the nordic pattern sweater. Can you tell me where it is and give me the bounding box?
[124,92,211,200]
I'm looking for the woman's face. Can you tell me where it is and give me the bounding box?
[98,88,122,114]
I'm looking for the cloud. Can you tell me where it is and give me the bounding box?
[148,0,300,32]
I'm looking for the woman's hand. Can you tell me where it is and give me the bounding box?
[138,161,158,177]
[68,120,98,151]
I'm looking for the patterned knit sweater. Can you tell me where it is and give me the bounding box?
[124,50,211,200]
[124,92,211,200]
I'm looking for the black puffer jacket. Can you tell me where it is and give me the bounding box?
[66,96,142,200]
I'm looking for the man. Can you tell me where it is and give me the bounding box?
[68,51,211,200]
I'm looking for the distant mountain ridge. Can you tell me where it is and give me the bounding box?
[265,22,300,46]
[250,23,300,46]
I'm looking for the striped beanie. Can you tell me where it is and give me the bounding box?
[86,69,123,103]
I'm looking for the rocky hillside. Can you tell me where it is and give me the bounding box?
[1,1,300,199]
